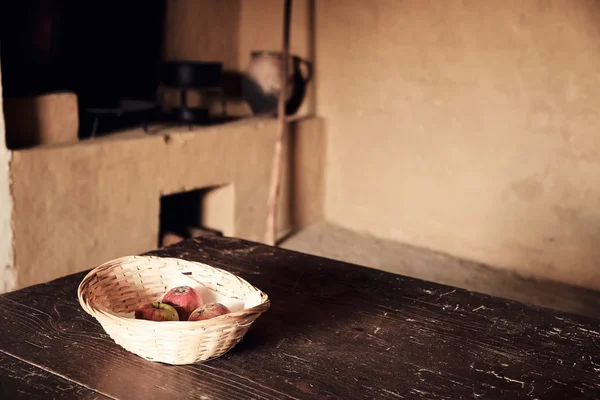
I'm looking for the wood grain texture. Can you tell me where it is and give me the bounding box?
[1,236,600,399]
[0,352,110,399]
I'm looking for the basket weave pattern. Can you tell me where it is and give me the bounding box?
[78,255,270,365]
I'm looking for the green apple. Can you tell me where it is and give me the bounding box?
[134,301,179,321]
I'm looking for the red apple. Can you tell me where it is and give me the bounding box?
[188,302,230,321]
[161,286,203,321]
[134,301,179,321]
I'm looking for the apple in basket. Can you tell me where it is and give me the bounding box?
[188,302,231,321]
[161,286,204,321]
[134,301,179,321]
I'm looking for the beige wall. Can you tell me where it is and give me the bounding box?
[10,117,324,289]
[10,0,600,292]
[0,64,15,292]
[163,0,314,116]
[317,0,600,290]
[0,1,325,292]
[163,0,312,70]
[161,0,600,289]
[163,0,241,69]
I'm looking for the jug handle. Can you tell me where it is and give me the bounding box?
[298,58,313,84]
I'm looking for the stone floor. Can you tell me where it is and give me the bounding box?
[280,221,600,318]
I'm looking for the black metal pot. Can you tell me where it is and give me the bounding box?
[156,61,225,125]
[158,61,222,89]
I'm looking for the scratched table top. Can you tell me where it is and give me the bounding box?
[1,235,599,399]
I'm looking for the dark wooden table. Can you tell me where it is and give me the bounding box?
[1,236,600,399]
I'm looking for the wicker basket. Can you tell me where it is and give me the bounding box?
[77,255,270,365]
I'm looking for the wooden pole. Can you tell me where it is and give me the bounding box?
[265,0,293,246]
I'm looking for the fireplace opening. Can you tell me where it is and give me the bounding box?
[158,184,234,248]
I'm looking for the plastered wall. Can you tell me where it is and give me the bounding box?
[10,0,600,292]
[163,0,314,116]
[0,65,15,292]
[0,0,324,291]
[316,0,600,290]
[10,117,324,289]
[163,0,312,71]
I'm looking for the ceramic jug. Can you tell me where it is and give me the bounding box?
[242,51,313,116]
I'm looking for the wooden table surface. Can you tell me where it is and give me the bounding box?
[1,236,600,399]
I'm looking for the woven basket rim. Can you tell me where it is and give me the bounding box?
[77,255,270,328]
